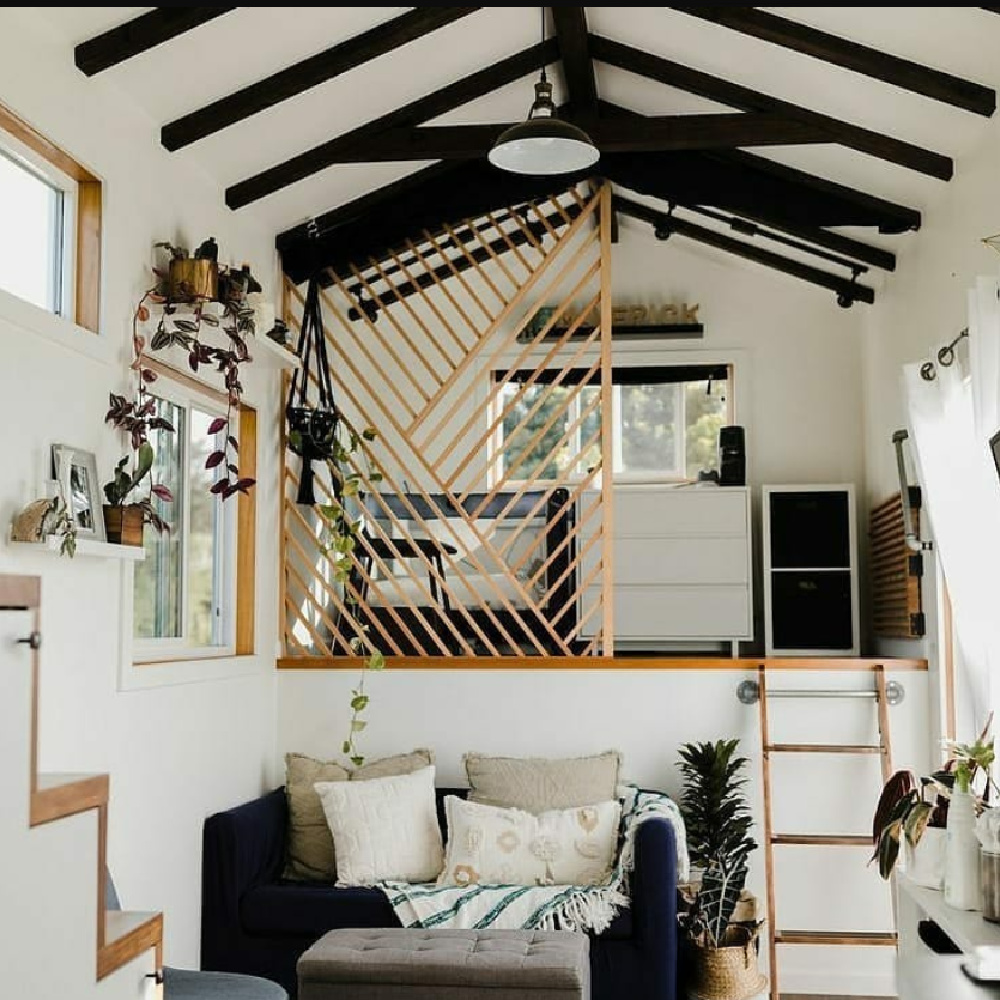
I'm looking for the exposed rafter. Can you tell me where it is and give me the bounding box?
[589,33,953,180]
[284,114,832,164]
[74,8,236,76]
[161,7,483,150]
[552,8,599,115]
[227,40,560,209]
[668,7,995,116]
[615,194,874,305]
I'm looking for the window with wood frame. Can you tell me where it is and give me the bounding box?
[0,102,101,332]
[133,362,256,663]
[490,363,733,484]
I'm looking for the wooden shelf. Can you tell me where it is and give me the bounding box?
[147,301,300,370]
[776,929,896,946]
[8,537,146,561]
[30,773,109,828]
[99,911,162,981]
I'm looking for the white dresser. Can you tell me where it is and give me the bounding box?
[579,485,753,652]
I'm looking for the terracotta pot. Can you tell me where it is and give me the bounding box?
[168,258,218,302]
[103,504,145,547]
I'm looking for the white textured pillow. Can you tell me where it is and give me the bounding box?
[439,795,621,888]
[314,765,444,886]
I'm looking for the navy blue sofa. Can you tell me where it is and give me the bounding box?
[201,787,679,1000]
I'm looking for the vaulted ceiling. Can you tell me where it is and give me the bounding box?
[57,7,1000,304]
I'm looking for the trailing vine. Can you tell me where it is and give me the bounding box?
[314,424,384,767]
[134,286,257,501]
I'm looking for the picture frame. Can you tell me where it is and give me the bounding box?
[51,444,106,542]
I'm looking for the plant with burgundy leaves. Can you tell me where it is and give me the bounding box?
[133,276,256,502]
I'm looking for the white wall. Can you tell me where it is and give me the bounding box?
[278,229,921,994]
[860,104,1000,741]
[0,8,281,973]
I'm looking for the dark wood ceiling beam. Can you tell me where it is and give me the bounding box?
[668,7,995,117]
[981,7,1000,14]
[228,40,559,209]
[161,7,482,150]
[304,113,831,163]
[552,8,598,114]
[615,194,874,304]
[597,100,919,237]
[589,33,953,180]
[75,8,236,76]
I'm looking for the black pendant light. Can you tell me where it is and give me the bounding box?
[489,10,600,176]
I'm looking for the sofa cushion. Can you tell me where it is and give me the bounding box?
[315,766,444,886]
[241,882,401,938]
[283,749,435,882]
[463,751,623,813]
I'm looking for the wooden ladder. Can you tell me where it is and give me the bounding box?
[757,664,897,1000]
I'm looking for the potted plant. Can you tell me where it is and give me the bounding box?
[678,740,765,1000]
[873,716,997,896]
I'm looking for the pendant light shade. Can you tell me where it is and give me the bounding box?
[489,74,600,176]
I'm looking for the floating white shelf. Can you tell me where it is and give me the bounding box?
[9,536,146,561]
[145,302,300,371]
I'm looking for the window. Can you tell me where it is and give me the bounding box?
[493,364,732,483]
[133,368,256,662]
[0,102,101,331]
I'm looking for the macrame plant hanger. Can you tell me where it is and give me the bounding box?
[287,273,339,505]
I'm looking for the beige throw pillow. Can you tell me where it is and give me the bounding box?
[439,796,621,888]
[315,766,445,886]
[463,750,623,814]
[283,748,434,881]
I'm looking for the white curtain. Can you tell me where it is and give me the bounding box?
[904,277,1000,731]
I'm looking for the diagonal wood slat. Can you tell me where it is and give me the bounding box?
[282,183,615,658]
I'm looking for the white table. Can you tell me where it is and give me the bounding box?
[897,956,1000,1000]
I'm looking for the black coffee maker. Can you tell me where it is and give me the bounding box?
[718,425,746,486]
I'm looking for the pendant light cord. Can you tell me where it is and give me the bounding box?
[539,7,547,85]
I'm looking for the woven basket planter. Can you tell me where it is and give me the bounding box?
[687,925,767,1000]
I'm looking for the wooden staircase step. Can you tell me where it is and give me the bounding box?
[766,744,884,754]
[98,911,163,981]
[30,773,109,828]
[771,834,872,847]
[775,929,897,947]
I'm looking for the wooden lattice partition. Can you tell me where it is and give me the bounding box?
[281,183,614,661]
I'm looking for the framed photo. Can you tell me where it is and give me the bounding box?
[51,444,106,542]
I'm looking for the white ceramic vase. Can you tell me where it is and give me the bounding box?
[945,790,982,911]
[905,825,947,890]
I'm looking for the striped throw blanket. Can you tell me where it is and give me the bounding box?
[380,786,689,935]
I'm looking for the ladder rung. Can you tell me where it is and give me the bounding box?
[776,930,897,947]
[767,743,884,754]
[766,689,878,700]
[772,834,872,847]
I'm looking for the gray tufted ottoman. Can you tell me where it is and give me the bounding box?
[297,928,590,1000]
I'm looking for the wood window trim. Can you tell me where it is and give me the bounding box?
[0,101,102,334]
[136,357,256,661]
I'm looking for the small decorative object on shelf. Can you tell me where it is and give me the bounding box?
[10,496,76,557]
[52,444,106,544]
[677,740,765,1000]
[158,238,219,302]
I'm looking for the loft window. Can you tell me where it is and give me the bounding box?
[132,368,257,662]
[491,364,733,483]
[0,102,102,331]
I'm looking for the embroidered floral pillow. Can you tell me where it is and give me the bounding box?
[439,795,621,888]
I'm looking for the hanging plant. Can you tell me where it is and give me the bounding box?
[127,259,257,501]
